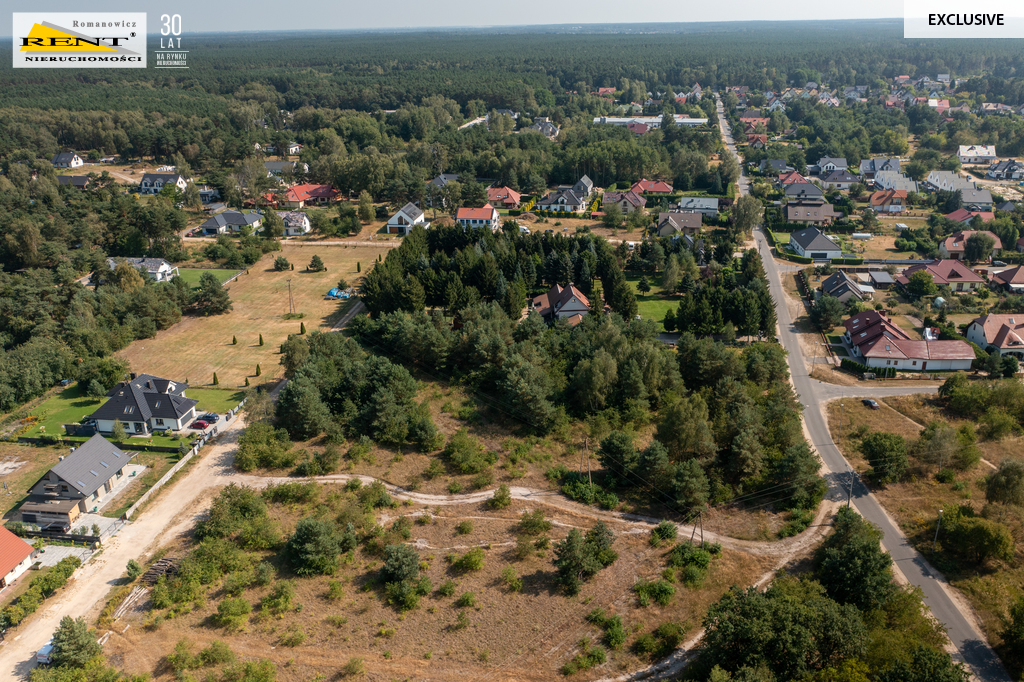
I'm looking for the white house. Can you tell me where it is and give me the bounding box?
[531,283,591,322]
[279,211,312,237]
[455,204,501,232]
[966,314,1024,359]
[958,145,997,165]
[138,173,188,196]
[51,152,84,169]
[789,227,843,259]
[0,527,35,588]
[106,257,179,282]
[87,374,198,436]
[386,203,430,235]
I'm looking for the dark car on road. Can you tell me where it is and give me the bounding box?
[41,522,70,534]
[862,399,880,410]
[201,413,220,423]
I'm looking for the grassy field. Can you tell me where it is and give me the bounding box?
[625,272,679,331]
[21,384,246,441]
[176,268,240,288]
[0,441,64,519]
[117,244,388,387]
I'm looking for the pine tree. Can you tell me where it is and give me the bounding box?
[245,377,250,387]
[213,372,219,386]
[256,364,262,376]
[300,322,306,334]
[232,335,237,345]
[357,262,361,273]
[51,616,101,668]
[309,254,325,272]
[259,334,264,346]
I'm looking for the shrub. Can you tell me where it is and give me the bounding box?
[650,521,677,546]
[443,429,496,474]
[126,559,142,581]
[456,521,473,536]
[358,480,392,509]
[500,566,522,592]
[634,578,676,607]
[437,580,457,597]
[215,597,252,630]
[451,547,485,572]
[274,256,290,271]
[381,544,421,584]
[340,658,364,677]
[280,627,306,647]
[517,509,552,536]
[456,591,476,608]
[260,581,295,614]
[936,468,956,484]
[326,580,344,600]
[489,483,512,509]
[560,638,606,675]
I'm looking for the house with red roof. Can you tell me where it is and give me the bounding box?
[944,209,995,227]
[630,179,673,195]
[626,122,650,135]
[747,134,768,148]
[869,189,907,213]
[896,260,985,292]
[530,283,590,323]
[486,186,522,209]
[777,171,808,186]
[844,310,973,371]
[938,230,1001,259]
[991,266,1024,293]
[597,87,616,96]
[455,204,501,232]
[967,314,1024,359]
[260,183,339,209]
[0,526,35,589]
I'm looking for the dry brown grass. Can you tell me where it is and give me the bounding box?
[0,441,63,519]
[103,487,775,682]
[116,244,387,388]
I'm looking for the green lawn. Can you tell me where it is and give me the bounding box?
[625,272,681,331]
[24,384,245,442]
[176,268,240,288]
[773,232,791,244]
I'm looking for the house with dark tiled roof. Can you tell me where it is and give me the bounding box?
[786,202,839,227]
[858,157,900,179]
[199,211,263,236]
[386,203,429,235]
[531,283,590,322]
[279,211,312,237]
[811,157,848,175]
[656,212,702,238]
[759,159,792,174]
[967,314,1024,359]
[820,271,869,303]
[672,196,719,218]
[87,374,197,437]
[105,257,179,282]
[139,173,188,196]
[21,434,135,525]
[538,189,587,213]
[784,183,824,201]
[986,159,1024,180]
[991,266,1024,293]
[790,226,842,257]
[821,169,858,190]
[58,176,89,189]
[51,152,84,169]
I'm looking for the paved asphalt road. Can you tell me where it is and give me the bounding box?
[715,95,1011,681]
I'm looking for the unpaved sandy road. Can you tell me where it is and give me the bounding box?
[0,419,246,679]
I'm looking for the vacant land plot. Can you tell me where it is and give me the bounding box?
[176,268,240,288]
[104,487,775,682]
[625,272,679,331]
[117,244,388,387]
[0,441,64,519]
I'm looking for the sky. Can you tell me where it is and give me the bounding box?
[1,0,902,33]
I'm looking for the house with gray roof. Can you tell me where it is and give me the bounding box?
[279,211,312,236]
[656,212,702,238]
[265,160,309,178]
[986,159,1024,180]
[924,170,976,193]
[784,183,824,200]
[51,152,84,169]
[873,170,918,193]
[859,158,901,179]
[87,374,198,437]
[811,157,848,175]
[22,434,134,524]
[199,211,263,235]
[139,173,188,196]
[105,257,179,282]
[671,196,719,217]
[790,226,843,259]
[759,159,792,174]
[386,202,429,235]
[58,176,89,189]
[821,169,858,190]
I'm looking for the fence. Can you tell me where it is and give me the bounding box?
[123,398,246,520]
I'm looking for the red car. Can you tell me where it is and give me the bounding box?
[190,420,210,430]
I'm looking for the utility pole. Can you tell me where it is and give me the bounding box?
[933,509,944,553]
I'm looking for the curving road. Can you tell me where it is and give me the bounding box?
[715,94,1010,682]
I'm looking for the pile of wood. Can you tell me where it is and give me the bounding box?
[141,557,179,585]
[113,586,149,621]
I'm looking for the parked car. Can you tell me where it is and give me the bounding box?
[201,413,220,423]
[190,420,210,430]
[36,639,54,665]
[993,261,1007,267]
[862,399,880,410]
[41,521,70,534]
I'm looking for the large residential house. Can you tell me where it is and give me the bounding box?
[896,260,985,292]
[58,176,89,189]
[821,169,858,190]
[786,202,840,227]
[958,145,997,165]
[386,203,429,235]
[264,141,303,156]
[262,184,339,209]
[603,191,646,215]
[531,283,590,325]
[939,230,1002,260]
[21,434,134,525]
[858,157,901,179]
[198,211,263,236]
[986,159,1024,180]
[455,204,501,232]
[811,157,848,175]
[672,197,719,218]
[924,170,976,193]
[486,186,522,209]
[656,212,702,238]
[966,314,1024,359]
[873,171,918,193]
[959,188,994,210]
[630,178,674,194]
[139,173,188,196]
[528,117,560,139]
[759,159,792,174]
[537,189,587,213]
[279,211,312,237]
[105,257,179,282]
[789,226,842,257]
[819,270,869,303]
[265,160,308,178]
[87,374,198,437]
[0,527,34,589]
[777,171,809,186]
[51,152,84,169]
[944,209,995,225]
[991,266,1024,293]
[843,310,973,371]
[784,183,824,201]
[869,189,907,213]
